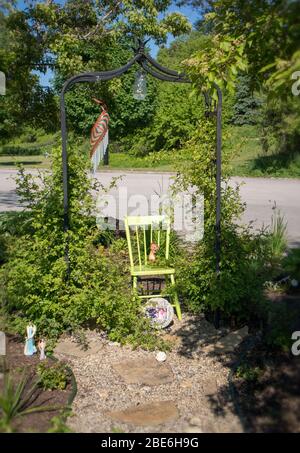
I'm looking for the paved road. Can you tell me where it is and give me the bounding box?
[0,169,299,246]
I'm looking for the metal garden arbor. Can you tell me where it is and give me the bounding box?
[60,40,222,278]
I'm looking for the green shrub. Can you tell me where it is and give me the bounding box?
[177,224,270,320]
[37,362,69,391]
[0,145,45,156]
[0,144,163,350]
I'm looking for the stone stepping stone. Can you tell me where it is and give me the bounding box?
[112,357,174,386]
[108,400,179,426]
[54,338,103,358]
[203,326,248,355]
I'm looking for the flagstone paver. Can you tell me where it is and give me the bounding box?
[202,326,248,355]
[112,357,174,386]
[108,401,179,426]
[54,338,103,357]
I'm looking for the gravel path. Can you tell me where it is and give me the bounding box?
[55,315,244,433]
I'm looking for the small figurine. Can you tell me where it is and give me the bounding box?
[24,323,37,356]
[38,339,46,360]
[149,242,159,263]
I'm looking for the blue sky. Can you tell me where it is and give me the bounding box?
[16,1,200,87]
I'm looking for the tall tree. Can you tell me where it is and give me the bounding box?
[179,0,300,153]
[1,0,192,140]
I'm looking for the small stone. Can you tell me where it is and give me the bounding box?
[180,378,193,389]
[156,351,167,362]
[189,416,202,427]
[291,279,299,287]
[142,386,151,392]
[108,341,120,347]
[97,390,109,400]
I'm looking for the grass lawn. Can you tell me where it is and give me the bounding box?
[106,125,300,177]
[226,125,300,178]
[1,125,299,177]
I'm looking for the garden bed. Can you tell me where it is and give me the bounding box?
[0,334,76,433]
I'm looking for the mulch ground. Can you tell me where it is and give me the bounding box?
[0,334,73,433]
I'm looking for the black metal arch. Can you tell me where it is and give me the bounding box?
[60,41,222,277]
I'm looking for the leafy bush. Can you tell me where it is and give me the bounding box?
[0,144,163,349]
[177,224,271,321]
[151,99,273,322]
[37,363,69,391]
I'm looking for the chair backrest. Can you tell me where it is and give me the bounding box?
[124,215,171,269]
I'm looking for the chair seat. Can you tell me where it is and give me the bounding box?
[131,265,175,276]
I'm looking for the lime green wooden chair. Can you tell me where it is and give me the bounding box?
[124,215,182,320]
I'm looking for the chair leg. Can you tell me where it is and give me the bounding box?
[170,274,182,321]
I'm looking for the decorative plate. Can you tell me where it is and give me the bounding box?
[144,297,174,329]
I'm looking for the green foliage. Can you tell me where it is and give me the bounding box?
[37,362,69,392]
[264,301,296,351]
[183,33,247,97]
[231,75,261,125]
[0,372,57,432]
[0,8,58,140]
[1,0,191,141]
[47,413,72,433]
[236,363,262,383]
[54,36,158,138]
[186,0,300,153]
[260,93,300,156]
[43,0,191,77]
[282,249,300,282]
[266,206,288,270]
[149,90,271,320]
[119,31,235,156]
[177,224,271,319]
[0,144,164,350]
